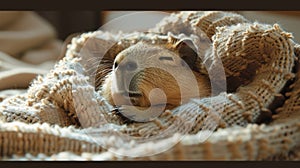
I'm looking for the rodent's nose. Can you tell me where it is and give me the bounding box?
[124,61,138,71]
[115,60,138,71]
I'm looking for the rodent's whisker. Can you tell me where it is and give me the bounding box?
[89,64,112,76]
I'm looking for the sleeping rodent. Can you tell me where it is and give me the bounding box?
[100,37,211,110]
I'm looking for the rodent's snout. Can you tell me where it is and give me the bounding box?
[107,56,145,106]
[114,59,138,72]
[112,57,140,94]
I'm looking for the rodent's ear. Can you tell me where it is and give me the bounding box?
[174,39,199,71]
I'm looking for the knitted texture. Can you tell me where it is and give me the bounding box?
[0,11,300,160]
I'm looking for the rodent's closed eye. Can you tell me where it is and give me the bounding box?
[158,56,179,66]
[159,56,174,61]
[158,55,189,68]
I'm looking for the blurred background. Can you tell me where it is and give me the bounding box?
[37,11,300,42]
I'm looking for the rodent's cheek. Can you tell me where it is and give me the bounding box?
[101,75,114,105]
[102,78,131,106]
[110,91,131,106]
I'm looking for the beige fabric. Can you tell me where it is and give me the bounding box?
[0,11,62,93]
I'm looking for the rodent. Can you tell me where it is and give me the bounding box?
[100,37,211,110]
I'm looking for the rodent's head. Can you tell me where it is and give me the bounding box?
[102,39,211,109]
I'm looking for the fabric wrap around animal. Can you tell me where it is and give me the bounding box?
[0,11,300,160]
